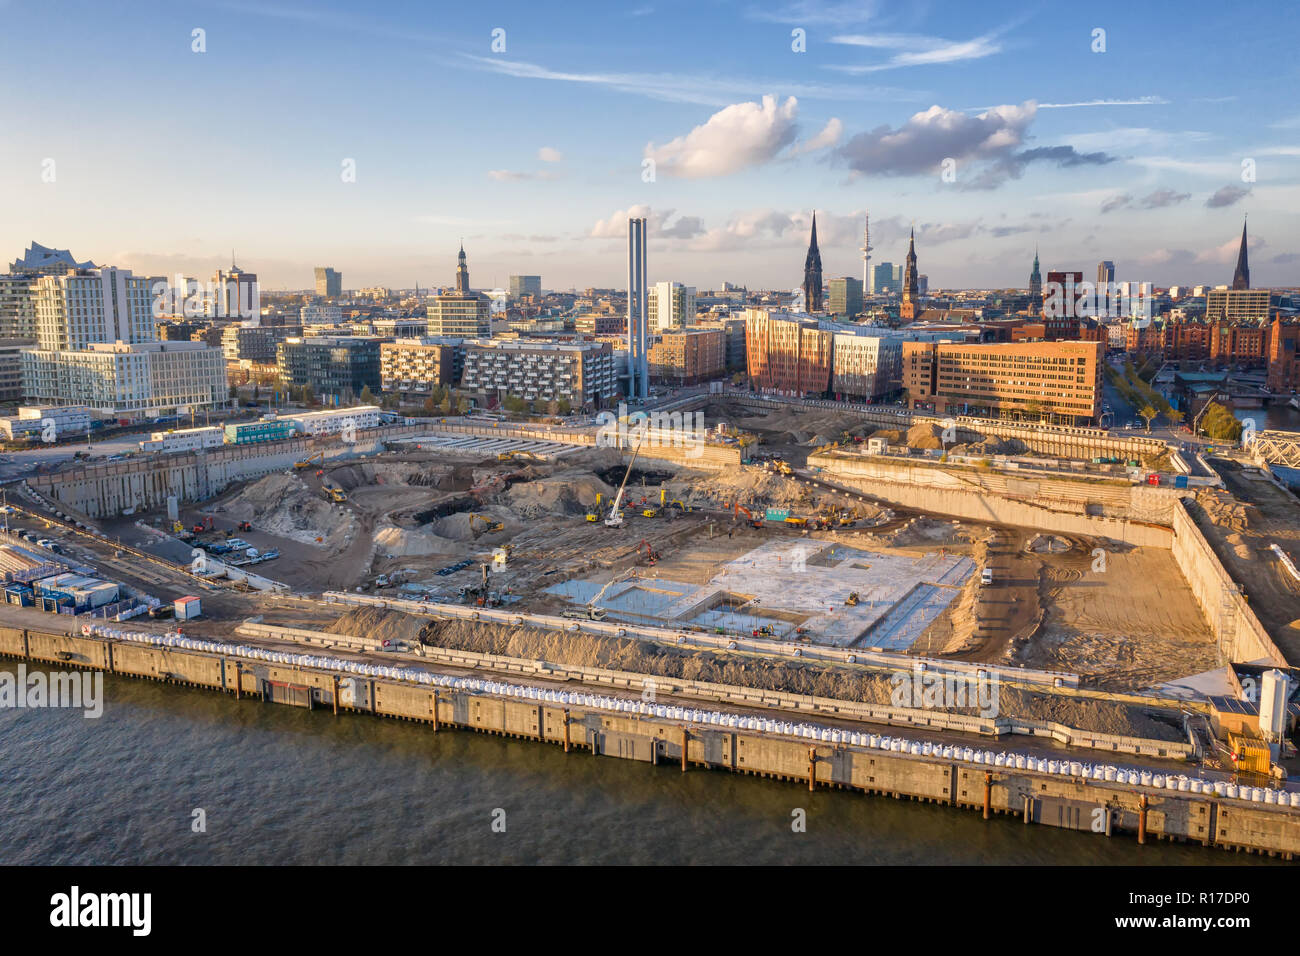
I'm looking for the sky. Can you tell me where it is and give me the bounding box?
[2,0,1299,293]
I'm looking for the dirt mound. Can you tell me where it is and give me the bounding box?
[414,618,1185,742]
[502,472,612,520]
[331,606,427,646]
[906,422,944,450]
[207,473,352,549]
[1028,534,1073,554]
[674,467,812,510]
[373,525,460,557]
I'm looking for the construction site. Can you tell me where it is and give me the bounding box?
[4,394,1298,803]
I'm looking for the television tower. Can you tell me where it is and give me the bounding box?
[859,211,872,290]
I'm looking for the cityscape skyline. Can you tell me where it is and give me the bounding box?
[3,0,1298,290]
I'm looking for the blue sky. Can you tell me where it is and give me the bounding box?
[2,0,1298,292]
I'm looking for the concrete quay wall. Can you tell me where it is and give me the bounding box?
[807,454,1173,548]
[1,623,1292,858]
[1170,501,1285,667]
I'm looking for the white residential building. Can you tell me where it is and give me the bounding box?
[138,425,225,454]
[647,281,697,332]
[0,404,92,441]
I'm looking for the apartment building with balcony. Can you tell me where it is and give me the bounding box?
[459,339,614,410]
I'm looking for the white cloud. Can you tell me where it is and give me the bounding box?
[645,95,801,178]
[588,206,703,240]
[537,146,563,163]
[790,117,843,155]
[487,169,558,182]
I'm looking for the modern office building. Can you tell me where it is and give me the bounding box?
[626,217,649,401]
[1097,260,1116,288]
[508,275,542,299]
[21,341,229,416]
[870,261,898,295]
[222,324,300,362]
[380,338,461,398]
[827,277,863,318]
[0,340,30,402]
[300,304,343,325]
[8,242,94,275]
[647,328,725,385]
[460,339,615,409]
[575,313,625,336]
[647,281,697,332]
[694,317,747,372]
[20,266,227,417]
[743,308,832,396]
[428,245,491,337]
[1205,288,1272,323]
[276,336,382,403]
[314,267,342,298]
[902,339,1103,424]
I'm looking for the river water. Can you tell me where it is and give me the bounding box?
[0,667,1275,866]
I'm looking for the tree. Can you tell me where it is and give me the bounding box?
[1138,404,1158,432]
[456,396,472,415]
[423,396,435,414]
[1167,407,1184,428]
[555,398,572,416]
[1022,400,1043,422]
[253,384,260,401]
[228,384,238,400]
[359,385,376,406]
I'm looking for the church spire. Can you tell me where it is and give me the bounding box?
[455,242,470,294]
[802,211,823,312]
[1231,217,1250,290]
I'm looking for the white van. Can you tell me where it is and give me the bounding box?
[980,568,994,586]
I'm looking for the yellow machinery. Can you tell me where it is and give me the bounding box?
[469,513,504,536]
[845,591,860,606]
[326,486,347,503]
[641,508,659,518]
[775,461,793,476]
[586,493,602,522]
[1228,732,1272,775]
[294,451,324,470]
[783,515,807,527]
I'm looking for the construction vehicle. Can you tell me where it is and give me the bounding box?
[775,461,794,476]
[469,513,504,536]
[753,624,775,637]
[325,486,347,503]
[641,507,659,518]
[191,524,205,534]
[784,515,808,527]
[732,503,763,529]
[604,428,648,528]
[845,591,860,606]
[585,493,603,522]
[294,451,324,471]
[635,539,660,565]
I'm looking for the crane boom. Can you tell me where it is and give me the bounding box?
[605,426,648,527]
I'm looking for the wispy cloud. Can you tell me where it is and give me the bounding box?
[828,30,1005,72]
[747,0,882,26]
[458,54,921,106]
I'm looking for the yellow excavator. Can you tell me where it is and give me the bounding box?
[469,513,504,536]
[585,493,603,522]
[294,451,324,470]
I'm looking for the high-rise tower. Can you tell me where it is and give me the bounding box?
[859,212,872,290]
[899,227,919,321]
[626,218,649,401]
[803,212,823,313]
[1232,218,1250,290]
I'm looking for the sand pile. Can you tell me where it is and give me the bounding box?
[905,422,945,450]
[1199,490,1250,532]
[373,524,460,557]
[1225,533,1253,560]
[331,606,427,646]
[207,473,352,548]
[331,461,454,490]
[1027,534,1073,554]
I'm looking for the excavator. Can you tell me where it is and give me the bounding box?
[469,513,504,537]
[732,503,763,529]
[635,539,660,565]
[294,451,324,471]
[604,428,648,528]
[585,493,603,522]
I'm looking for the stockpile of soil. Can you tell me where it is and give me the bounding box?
[207,473,353,549]
[905,422,944,450]
[502,472,612,519]
[385,615,1186,742]
[674,467,813,510]
[373,524,460,557]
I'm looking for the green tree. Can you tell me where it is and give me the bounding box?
[359,385,376,406]
[456,396,472,415]
[1138,404,1158,432]
[555,398,572,416]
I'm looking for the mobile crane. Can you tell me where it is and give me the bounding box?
[604,428,648,528]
